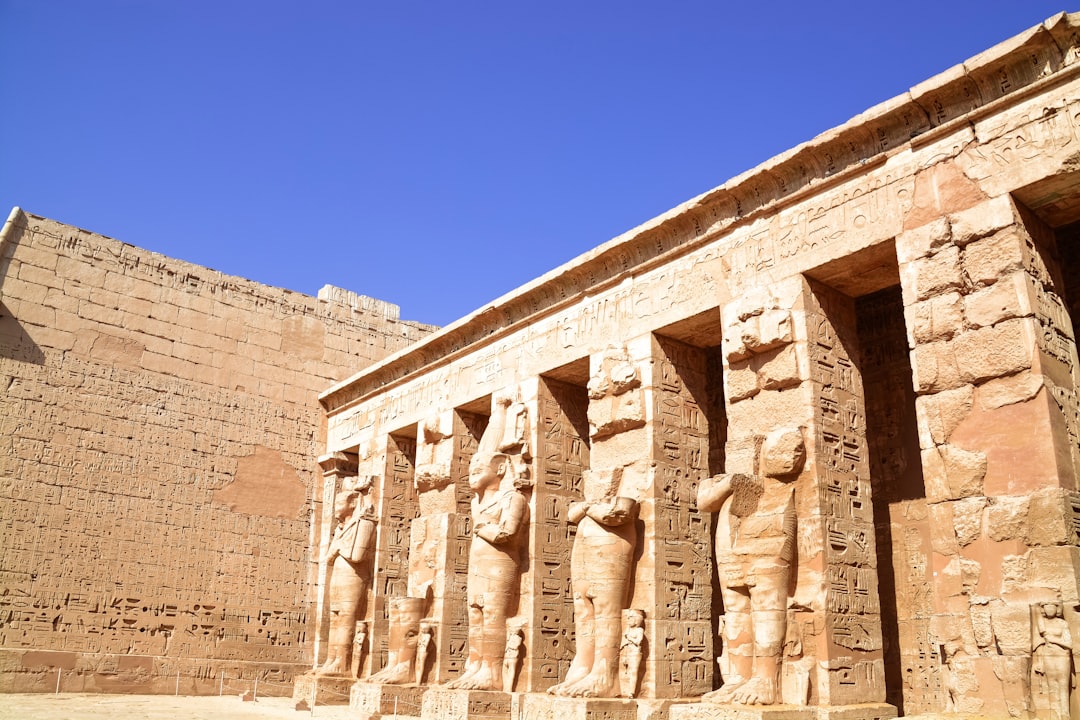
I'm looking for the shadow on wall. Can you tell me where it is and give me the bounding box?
[0,301,45,364]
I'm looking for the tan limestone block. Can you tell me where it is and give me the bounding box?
[949,194,1018,247]
[903,245,964,303]
[895,217,951,266]
[757,344,800,391]
[915,385,973,448]
[1023,546,1080,603]
[911,340,964,394]
[1024,489,1072,546]
[725,363,759,403]
[1000,554,1028,595]
[962,273,1032,328]
[988,600,1031,655]
[903,160,988,232]
[921,444,987,502]
[951,386,1061,496]
[952,496,988,547]
[55,254,107,287]
[961,229,1025,286]
[969,600,994,649]
[972,362,1045,408]
[986,496,1029,541]
[927,502,959,556]
[909,291,963,344]
[952,319,1034,384]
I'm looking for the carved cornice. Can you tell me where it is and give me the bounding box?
[321,12,1080,414]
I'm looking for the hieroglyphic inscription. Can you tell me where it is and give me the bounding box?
[651,335,717,697]
[531,377,589,690]
[807,281,883,700]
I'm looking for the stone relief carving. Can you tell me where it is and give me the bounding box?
[318,474,377,676]
[353,620,369,676]
[618,609,645,698]
[549,467,640,698]
[697,428,804,705]
[445,392,531,691]
[503,626,524,692]
[415,621,435,685]
[1031,600,1074,720]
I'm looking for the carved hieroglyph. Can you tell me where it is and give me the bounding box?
[698,429,804,705]
[445,393,531,690]
[1031,601,1074,720]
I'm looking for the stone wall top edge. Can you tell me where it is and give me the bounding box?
[8,210,420,327]
[320,11,1078,413]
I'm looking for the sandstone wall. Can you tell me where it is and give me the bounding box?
[0,209,435,694]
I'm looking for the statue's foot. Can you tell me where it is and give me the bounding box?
[317,658,344,676]
[445,665,497,690]
[365,662,412,685]
[554,668,618,698]
[702,677,747,704]
[726,676,777,705]
[547,665,589,696]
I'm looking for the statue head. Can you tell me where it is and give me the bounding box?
[469,452,509,492]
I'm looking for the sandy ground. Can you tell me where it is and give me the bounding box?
[0,694,362,720]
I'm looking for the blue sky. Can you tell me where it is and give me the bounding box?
[0,1,1069,326]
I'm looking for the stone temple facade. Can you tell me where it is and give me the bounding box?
[309,13,1080,720]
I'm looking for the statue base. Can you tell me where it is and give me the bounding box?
[422,687,512,719]
[518,693,640,720]
[291,672,354,706]
[352,681,427,718]
[669,702,896,720]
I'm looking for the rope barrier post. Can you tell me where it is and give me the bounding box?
[311,675,317,716]
[55,668,61,694]
[254,676,258,701]
[175,668,180,696]
[219,670,223,696]
[394,695,398,719]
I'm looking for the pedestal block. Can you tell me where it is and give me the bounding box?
[517,694,647,720]
[422,687,512,720]
[669,703,896,720]
[291,672,354,706]
[352,682,427,718]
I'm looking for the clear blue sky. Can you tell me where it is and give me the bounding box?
[1,1,1069,326]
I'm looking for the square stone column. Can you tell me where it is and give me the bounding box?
[718,276,887,708]
[406,408,487,683]
[522,375,589,692]
[897,194,1080,717]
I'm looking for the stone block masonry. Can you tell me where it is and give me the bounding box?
[0,209,436,694]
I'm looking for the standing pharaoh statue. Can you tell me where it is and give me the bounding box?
[697,428,804,705]
[1032,600,1074,720]
[318,475,377,676]
[445,392,531,691]
[549,467,639,698]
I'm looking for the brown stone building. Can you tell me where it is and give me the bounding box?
[0,210,436,693]
[314,13,1080,719]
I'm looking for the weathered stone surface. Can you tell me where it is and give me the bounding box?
[962,272,1031,328]
[915,385,973,447]
[922,445,988,501]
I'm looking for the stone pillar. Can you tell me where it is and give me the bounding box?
[718,276,887,708]
[524,374,589,692]
[406,408,482,683]
[897,194,1080,718]
[643,334,719,699]
[370,435,419,676]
